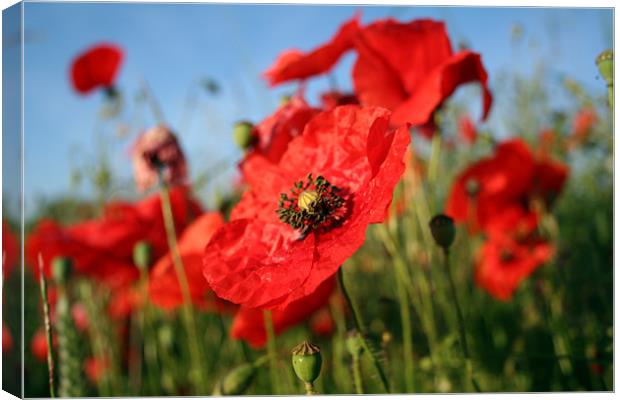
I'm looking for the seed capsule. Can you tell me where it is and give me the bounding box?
[596,49,613,85]
[297,190,318,212]
[429,214,456,249]
[291,341,322,384]
[133,241,152,271]
[233,121,256,150]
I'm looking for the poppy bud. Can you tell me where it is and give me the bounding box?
[52,257,73,285]
[291,341,322,384]
[219,363,257,395]
[297,190,318,211]
[133,241,152,271]
[429,214,456,249]
[596,49,613,86]
[233,121,256,150]
[346,331,363,358]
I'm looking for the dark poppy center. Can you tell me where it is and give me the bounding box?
[276,173,345,238]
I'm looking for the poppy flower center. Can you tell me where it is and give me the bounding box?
[276,173,345,238]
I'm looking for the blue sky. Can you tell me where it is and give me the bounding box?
[9,3,613,217]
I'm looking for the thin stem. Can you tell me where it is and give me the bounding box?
[262,310,279,395]
[442,248,480,392]
[158,179,207,393]
[37,255,55,398]
[351,353,364,394]
[337,268,390,393]
[304,382,317,395]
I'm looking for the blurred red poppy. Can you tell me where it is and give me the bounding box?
[3,221,17,280]
[352,19,492,129]
[203,105,410,310]
[31,328,57,362]
[148,212,227,310]
[132,125,188,192]
[458,115,477,144]
[263,15,360,86]
[310,308,336,337]
[571,107,598,143]
[231,277,335,348]
[85,356,110,384]
[245,95,320,164]
[2,323,12,352]
[71,44,123,94]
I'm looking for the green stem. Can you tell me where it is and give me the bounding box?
[37,255,56,398]
[158,179,207,393]
[304,382,317,395]
[337,268,390,393]
[442,249,480,392]
[263,310,279,394]
[351,353,364,394]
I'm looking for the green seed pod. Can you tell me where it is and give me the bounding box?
[52,257,73,285]
[291,341,322,384]
[596,49,613,85]
[346,331,364,358]
[133,240,152,271]
[233,121,256,150]
[220,363,256,395]
[429,214,456,250]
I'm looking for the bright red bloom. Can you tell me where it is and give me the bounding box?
[149,212,226,310]
[231,277,335,348]
[26,186,202,288]
[204,105,410,309]
[246,96,320,164]
[70,44,123,94]
[352,19,492,129]
[475,213,554,301]
[132,125,188,192]
[263,15,361,86]
[3,221,17,279]
[2,323,12,352]
[458,115,477,144]
[84,356,110,384]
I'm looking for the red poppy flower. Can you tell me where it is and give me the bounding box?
[71,303,89,332]
[26,186,202,288]
[475,217,554,301]
[571,107,598,142]
[2,323,12,352]
[203,105,410,309]
[31,328,57,362]
[246,96,320,164]
[458,115,477,144]
[231,277,335,348]
[310,308,336,337]
[263,15,361,86]
[446,139,536,231]
[71,44,123,94]
[352,19,492,129]
[3,221,17,279]
[132,125,188,192]
[530,158,569,208]
[148,212,226,310]
[84,356,110,384]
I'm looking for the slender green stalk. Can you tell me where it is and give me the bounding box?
[428,132,442,186]
[37,255,55,398]
[442,249,480,392]
[337,268,390,393]
[262,310,279,394]
[304,382,317,395]
[158,179,207,393]
[351,353,364,394]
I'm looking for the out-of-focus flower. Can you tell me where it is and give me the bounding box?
[263,15,361,86]
[71,303,89,332]
[243,96,320,164]
[2,323,12,352]
[475,214,554,301]
[84,356,110,384]
[70,44,123,95]
[320,91,359,110]
[31,328,57,362]
[3,221,17,279]
[149,212,228,310]
[538,128,556,157]
[310,308,336,337]
[352,19,492,130]
[132,125,188,192]
[570,107,598,145]
[231,277,335,348]
[458,115,477,144]
[204,105,410,310]
[26,187,202,288]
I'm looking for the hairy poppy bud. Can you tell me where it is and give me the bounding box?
[429,214,456,249]
[233,121,256,150]
[291,341,322,384]
[133,241,152,271]
[346,331,363,357]
[52,257,73,285]
[219,363,256,395]
[596,49,613,85]
[297,190,318,212]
